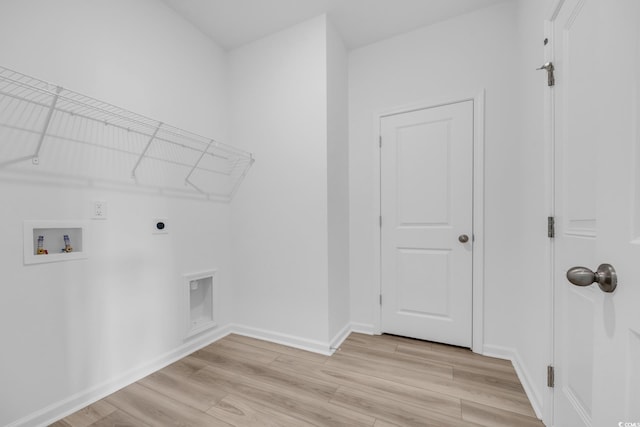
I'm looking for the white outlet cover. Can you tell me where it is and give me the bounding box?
[152,218,168,234]
[92,200,107,219]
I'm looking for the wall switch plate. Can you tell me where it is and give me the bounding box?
[92,201,107,219]
[153,218,168,234]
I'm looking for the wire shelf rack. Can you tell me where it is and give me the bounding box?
[0,66,254,201]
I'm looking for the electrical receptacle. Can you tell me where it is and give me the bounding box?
[152,218,168,234]
[92,201,107,219]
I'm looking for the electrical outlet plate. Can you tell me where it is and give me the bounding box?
[153,218,168,234]
[92,201,107,219]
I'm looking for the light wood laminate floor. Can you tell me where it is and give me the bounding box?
[51,333,545,427]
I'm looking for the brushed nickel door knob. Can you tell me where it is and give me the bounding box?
[566,264,617,293]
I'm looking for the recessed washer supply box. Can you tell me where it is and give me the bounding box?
[23,220,89,265]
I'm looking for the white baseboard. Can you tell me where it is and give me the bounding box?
[349,322,376,335]
[329,323,352,352]
[482,344,544,421]
[230,324,335,355]
[232,322,375,356]
[9,325,232,427]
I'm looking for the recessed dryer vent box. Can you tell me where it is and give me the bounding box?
[184,270,217,338]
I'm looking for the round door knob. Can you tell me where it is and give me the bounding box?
[458,234,469,243]
[566,263,617,293]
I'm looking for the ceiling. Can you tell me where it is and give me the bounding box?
[160,0,508,50]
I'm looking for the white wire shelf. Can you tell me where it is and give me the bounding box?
[0,66,254,201]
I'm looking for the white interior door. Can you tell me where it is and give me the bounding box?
[380,101,473,348]
[552,1,640,426]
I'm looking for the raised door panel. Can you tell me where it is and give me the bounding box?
[564,288,595,419]
[395,248,451,318]
[396,120,451,227]
[562,0,598,237]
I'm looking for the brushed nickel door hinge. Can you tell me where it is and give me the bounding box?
[548,216,555,238]
[379,294,382,305]
[379,135,382,148]
[547,365,555,388]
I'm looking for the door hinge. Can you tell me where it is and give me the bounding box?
[547,216,555,238]
[547,365,555,388]
[379,135,382,148]
[379,215,382,228]
[537,62,555,87]
[379,294,382,305]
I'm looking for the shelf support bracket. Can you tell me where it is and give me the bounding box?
[32,86,63,165]
[228,154,255,200]
[184,139,214,194]
[131,122,162,178]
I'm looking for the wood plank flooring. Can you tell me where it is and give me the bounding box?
[51,333,545,427]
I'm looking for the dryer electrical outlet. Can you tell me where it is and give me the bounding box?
[152,218,168,234]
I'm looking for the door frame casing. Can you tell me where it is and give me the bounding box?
[371,90,485,354]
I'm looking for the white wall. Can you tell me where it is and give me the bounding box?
[229,16,331,346]
[326,20,350,343]
[229,15,350,349]
[0,1,232,425]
